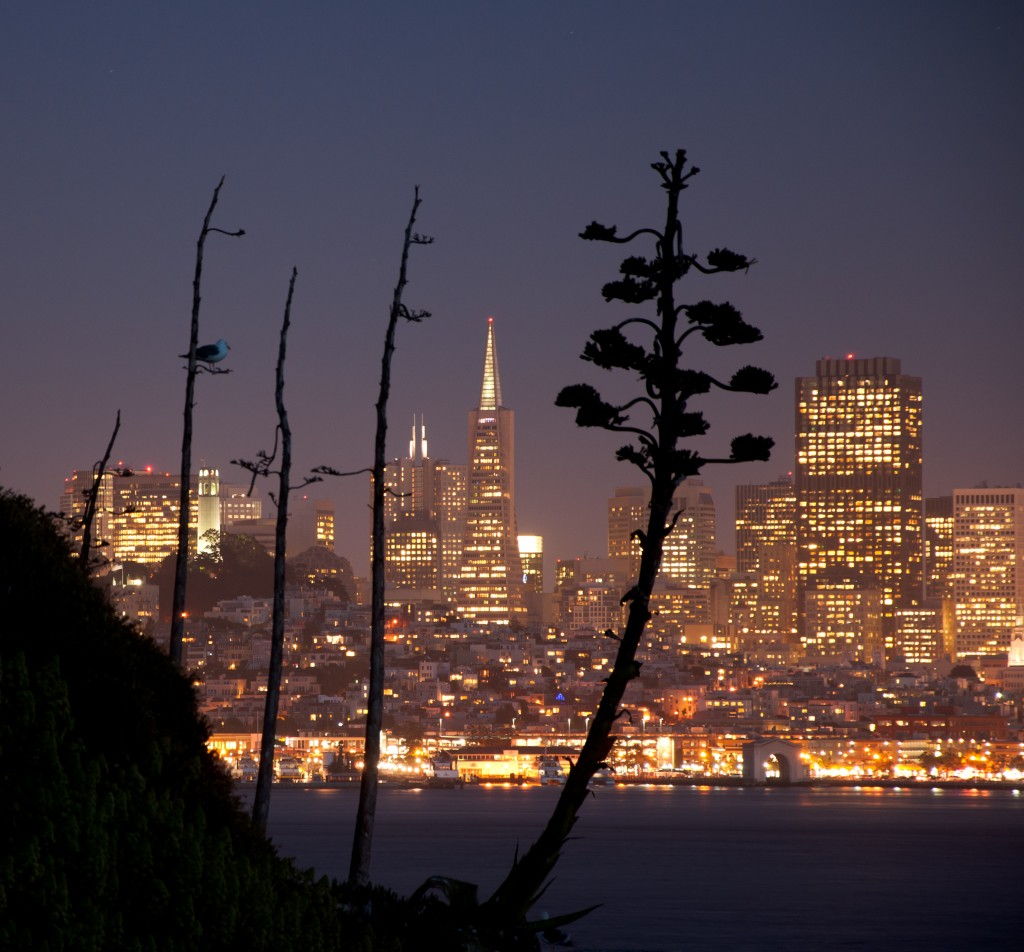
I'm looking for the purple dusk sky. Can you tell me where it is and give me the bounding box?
[2,2,1022,578]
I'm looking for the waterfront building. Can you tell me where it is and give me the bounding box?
[952,487,1024,657]
[457,318,525,628]
[795,357,923,653]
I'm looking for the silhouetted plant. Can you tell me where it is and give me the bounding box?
[169,178,244,667]
[485,149,776,925]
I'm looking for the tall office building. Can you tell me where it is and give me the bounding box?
[734,475,798,641]
[518,534,545,627]
[608,486,647,578]
[660,479,716,588]
[951,487,1024,657]
[795,357,923,656]
[517,535,544,595]
[290,496,336,555]
[220,484,263,525]
[608,480,715,586]
[382,417,466,600]
[923,496,954,599]
[60,468,198,565]
[457,318,525,628]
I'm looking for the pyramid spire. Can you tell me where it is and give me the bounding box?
[479,316,503,410]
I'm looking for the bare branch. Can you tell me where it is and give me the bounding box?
[252,266,298,833]
[350,185,431,887]
[169,177,244,667]
[312,464,373,478]
[614,316,661,334]
[79,409,121,570]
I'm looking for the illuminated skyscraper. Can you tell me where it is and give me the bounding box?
[60,468,198,565]
[220,484,262,525]
[290,496,337,554]
[608,481,715,586]
[951,487,1024,657]
[608,486,647,578]
[382,417,466,600]
[457,318,525,628]
[517,534,544,627]
[517,535,544,595]
[795,357,923,656]
[923,496,954,599]
[660,479,716,588]
[734,475,798,641]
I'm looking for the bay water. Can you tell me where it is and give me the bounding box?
[250,784,1023,951]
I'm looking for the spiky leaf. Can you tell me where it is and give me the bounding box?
[730,433,774,462]
[582,328,648,372]
[703,321,762,346]
[706,247,752,271]
[684,300,741,326]
[728,365,777,394]
[601,277,657,304]
[615,443,652,470]
[555,384,626,428]
[668,448,704,479]
[675,411,710,438]
[671,369,712,398]
[579,221,618,241]
[619,256,654,278]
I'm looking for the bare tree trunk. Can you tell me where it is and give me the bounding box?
[252,268,298,834]
[349,187,430,886]
[169,178,242,666]
[79,409,120,571]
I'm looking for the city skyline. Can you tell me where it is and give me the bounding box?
[2,3,1022,579]
[51,346,1020,583]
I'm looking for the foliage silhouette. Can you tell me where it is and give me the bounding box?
[152,530,275,620]
[0,489,425,951]
[485,149,776,926]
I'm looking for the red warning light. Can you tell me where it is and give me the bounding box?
[846,352,855,360]
[487,315,494,324]
[145,465,153,474]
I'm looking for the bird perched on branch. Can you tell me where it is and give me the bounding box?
[180,339,230,364]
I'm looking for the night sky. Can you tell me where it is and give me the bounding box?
[2,2,1021,578]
